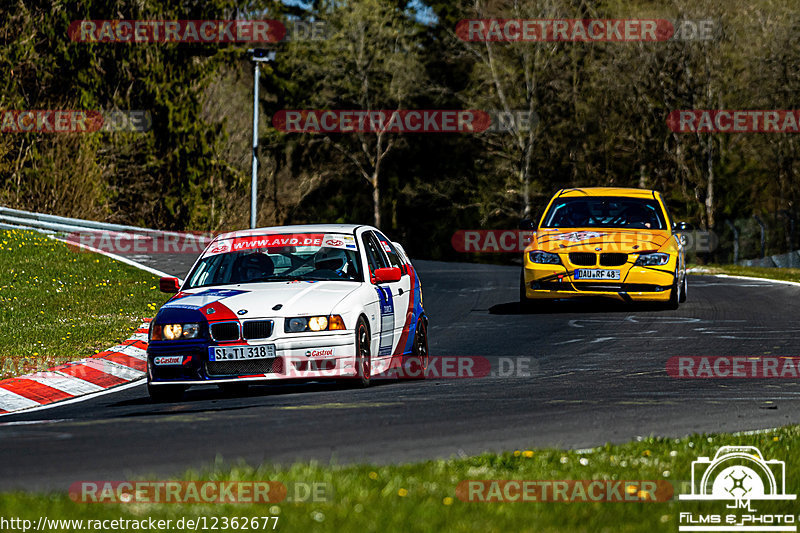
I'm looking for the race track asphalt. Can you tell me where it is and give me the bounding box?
[1,257,799,491]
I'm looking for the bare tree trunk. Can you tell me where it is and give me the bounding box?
[706,135,714,230]
[372,174,380,228]
[704,52,715,230]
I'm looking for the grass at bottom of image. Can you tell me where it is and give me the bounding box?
[689,263,800,283]
[0,230,162,379]
[2,426,799,533]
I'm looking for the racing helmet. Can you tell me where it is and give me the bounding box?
[234,253,274,282]
[314,248,350,274]
[566,202,591,226]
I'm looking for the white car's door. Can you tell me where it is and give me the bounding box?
[361,230,409,357]
[373,231,412,350]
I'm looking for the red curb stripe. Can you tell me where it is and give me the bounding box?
[99,353,146,371]
[58,364,129,388]
[0,319,152,414]
[0,379,74,404]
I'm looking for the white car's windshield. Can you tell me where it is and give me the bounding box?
[186,233,363,288]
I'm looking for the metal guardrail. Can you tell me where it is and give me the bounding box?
[739,251,800,268]
[0,206,206,240]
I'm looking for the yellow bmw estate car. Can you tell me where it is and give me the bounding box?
[520,187,689,309]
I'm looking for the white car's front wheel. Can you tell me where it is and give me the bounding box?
[147,381,185,403]
[355,317,372,387]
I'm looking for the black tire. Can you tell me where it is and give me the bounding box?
[667,270,681,310]
[408,318,429,380]
[355,317,372,387]
[218,383,249,396]
[519,269,540,312]
[147,381,185,403]
[678,272,687,303]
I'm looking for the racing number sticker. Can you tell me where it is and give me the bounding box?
[375,287,394,356]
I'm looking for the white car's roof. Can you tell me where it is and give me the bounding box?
[214,224,370,242]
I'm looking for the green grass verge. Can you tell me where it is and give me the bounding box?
[0,230,162,379]
[689,264,800,283]
[1,427,797,532]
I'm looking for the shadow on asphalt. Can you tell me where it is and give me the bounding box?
[489,299,671,315]
[113,378,406,412]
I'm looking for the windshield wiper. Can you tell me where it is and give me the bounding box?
[257,275,308,282]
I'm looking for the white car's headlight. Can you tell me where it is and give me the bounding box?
[634,252,670,266]
[160,323,200,340]
[285,315,345,333]
[309,316,328,331]
[529,251,561,265]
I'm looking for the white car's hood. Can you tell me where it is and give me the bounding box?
[163,281,361,318]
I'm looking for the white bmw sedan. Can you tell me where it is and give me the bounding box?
[146,224,429,402]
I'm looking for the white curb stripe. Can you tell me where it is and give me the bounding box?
[24,372,105,395]
[0,388,41,411]
[105,344,147,360]
[129,332,148,342]
[0,380,144,418]
[82,358,146,381]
